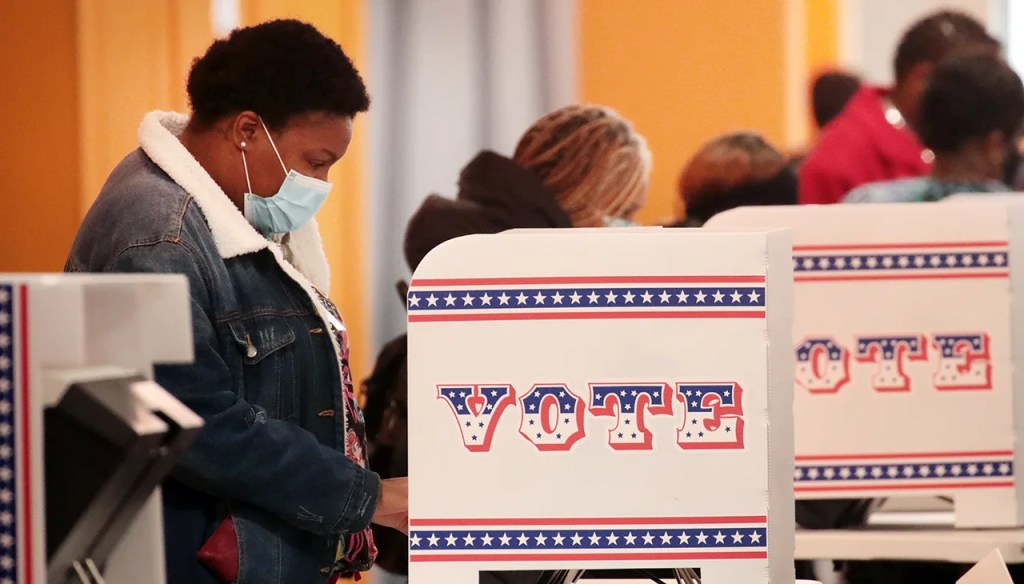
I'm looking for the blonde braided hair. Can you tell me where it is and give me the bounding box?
[513,105,651,227]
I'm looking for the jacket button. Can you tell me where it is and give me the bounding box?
[245,334,258,358]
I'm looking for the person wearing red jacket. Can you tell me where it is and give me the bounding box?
[798,10,999,205]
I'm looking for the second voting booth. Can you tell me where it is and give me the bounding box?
[710,200,1024,529]
[710,199,1024,566]
[406,229,795,583]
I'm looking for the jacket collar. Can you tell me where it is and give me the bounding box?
[137,111,331,293]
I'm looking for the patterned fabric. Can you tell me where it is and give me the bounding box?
[843,177,1007,204]
[313,288,377,576]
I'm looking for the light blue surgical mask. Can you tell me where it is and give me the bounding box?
[242,119,332,235]
[602,215,639,227]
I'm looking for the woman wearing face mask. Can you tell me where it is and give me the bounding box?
[66,20,406,584]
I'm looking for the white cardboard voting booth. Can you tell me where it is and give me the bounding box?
[0,274,201,584]
[406,230,795,584]
[709,201,1024,530]
[957,549,1014,584]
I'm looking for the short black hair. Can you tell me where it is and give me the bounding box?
[187,19,370,128]
[893,11,999,82]
[811,71,860,128]
[918,54,1024,154]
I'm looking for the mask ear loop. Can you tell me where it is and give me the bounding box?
[259,117,289,176]
[240,141,254,195]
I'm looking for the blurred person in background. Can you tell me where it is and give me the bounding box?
[673,132,797,227]
[363,104,651,584]
[799,10,1000,204]
[406,104,652,247]
[845,53,1024,203]
[789,70,861,169]
[66,20,407,584]
[811,70,862,131]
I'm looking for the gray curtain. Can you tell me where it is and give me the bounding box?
[366,0,578,350]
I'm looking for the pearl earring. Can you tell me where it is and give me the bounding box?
[240,141,247,149]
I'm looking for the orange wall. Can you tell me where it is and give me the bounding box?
[806,0,839,77]
[77,0,213,209]
[805,0,840,139]
[580,0,788,224]
[0,0,212,273]
[0,0,82,272]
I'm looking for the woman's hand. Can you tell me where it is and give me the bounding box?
[372,477,409,535]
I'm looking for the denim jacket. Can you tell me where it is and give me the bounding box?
[66,111,381,584]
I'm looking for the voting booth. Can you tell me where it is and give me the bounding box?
[709,200,1024,533]
[0,274,202,583]
[407,229,795,584]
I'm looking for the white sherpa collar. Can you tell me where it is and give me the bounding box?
[137,111,331,294]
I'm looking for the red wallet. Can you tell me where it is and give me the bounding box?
[197,516,239,584]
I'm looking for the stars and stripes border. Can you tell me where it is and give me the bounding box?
[0,284,28,584]
[792,241,1009,282]
[408,516,768,562]
[794,450,1014,493]
[407,276,767,322]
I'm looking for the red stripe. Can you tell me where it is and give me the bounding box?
[793,241,1008,252]
[410,275,766,287]
[795,450,1014,461]
[795,272,1008,283]
[411,516,767,527]
[18,285,31,584]
[409,311,765,323]
[410,551,767,563]
[795,480,1014,493]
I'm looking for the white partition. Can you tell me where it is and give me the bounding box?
[406,229,794,584]
[709,201,1024,528]
[0,273,197,583]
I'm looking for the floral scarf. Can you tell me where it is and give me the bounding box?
[314,289,377,578]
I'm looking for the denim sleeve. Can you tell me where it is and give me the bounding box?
[111,240,380,536]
